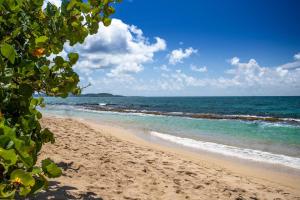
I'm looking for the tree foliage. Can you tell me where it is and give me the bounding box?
[0,0,119,198]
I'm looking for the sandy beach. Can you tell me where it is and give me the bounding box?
[33,116,300,200]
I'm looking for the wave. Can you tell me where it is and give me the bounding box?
[150,131,300,170]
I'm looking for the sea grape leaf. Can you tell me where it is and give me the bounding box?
[103,18,111,26]
[13,138,34,168]
[42,158,62,178]
[0,184,15,199]
[40,128,55,144]
[29,177,47,195]
[10,169,35,187]
[68,52,79,65]
[0,148,17,166]
[35,36,48,44]
[0,43,16,64]
[19,186,31,196]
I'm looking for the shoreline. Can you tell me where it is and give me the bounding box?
[35,115,300,199]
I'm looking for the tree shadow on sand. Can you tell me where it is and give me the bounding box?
[26,181,103,200]
[57,161,81,173]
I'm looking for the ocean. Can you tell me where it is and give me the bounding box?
[42,96,300,170]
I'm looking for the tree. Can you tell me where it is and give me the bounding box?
[0,0,119,198]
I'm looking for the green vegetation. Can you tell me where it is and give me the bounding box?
[0,0,119,198]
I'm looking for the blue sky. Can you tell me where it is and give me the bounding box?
[48,0,300,96]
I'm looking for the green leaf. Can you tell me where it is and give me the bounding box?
[40,128,55,144]
[68,52,79,65]
[35,36,48,44]
[0,184,15,199]
[31,167,42,175]
[71,21,79,28]
[19,186,31,196]
[42,158,62,178]
[67,0,77,11]
[10,169,35,187]
[13,138,34,168]
[19,84,33,98]
[0,43,16,64]
[33,0,44,6]
[30,176,47,195]
[54,56,64,66]
[103,18,111,26]
[0,148,17,166]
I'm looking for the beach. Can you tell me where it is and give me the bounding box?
[33,116,300,200]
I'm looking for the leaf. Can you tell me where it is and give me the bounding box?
[35,36,48,44]
[31,167,42,175]
[68,52,79,65]
[54,56,64,66]
[67,0,77,11]
[10,169,35,187]
[0,43,16,64]
[40,128,55,144]
[19,84,33,98]
[71,21,79,28]
[13,138,34,168]
[103,18,111,26]
[42,158,62,178]
[30,177,47,195]
[33,0,44,6]
[19,186,31,196]
[0,184,15,199]
[0,148,17,166]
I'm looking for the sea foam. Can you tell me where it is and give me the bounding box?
[150,131,300,170]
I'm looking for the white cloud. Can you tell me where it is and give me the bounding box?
[221,56,300,88]
[278,53,300,70]
[294,52,300,60]
[65,19,166,81]
[131,55,300,95]
[230,57,240,65]
[79,52,300,96]
[135,70,206,91]
[160,65,170,71]
[190,64,207,72]
[168,47,197,65]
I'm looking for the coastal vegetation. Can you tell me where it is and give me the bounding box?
[0,0,119,198]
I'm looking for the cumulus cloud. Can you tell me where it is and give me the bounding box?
[168,47,197,65]
[294,52,300,60]
[65,19,166,80]
[190,64,207,73]
[83,53,300,95]
[221,56,300,88]
[160,65,170,72]
[133,54,300,95]
[134,70,207,91]
[277,52,300,70]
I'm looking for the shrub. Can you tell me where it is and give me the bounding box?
[0,0,119,198]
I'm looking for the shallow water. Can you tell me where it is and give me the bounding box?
[42,97,300,170]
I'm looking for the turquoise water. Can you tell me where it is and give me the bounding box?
[42,96,300,169]
[44,96,300,119]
